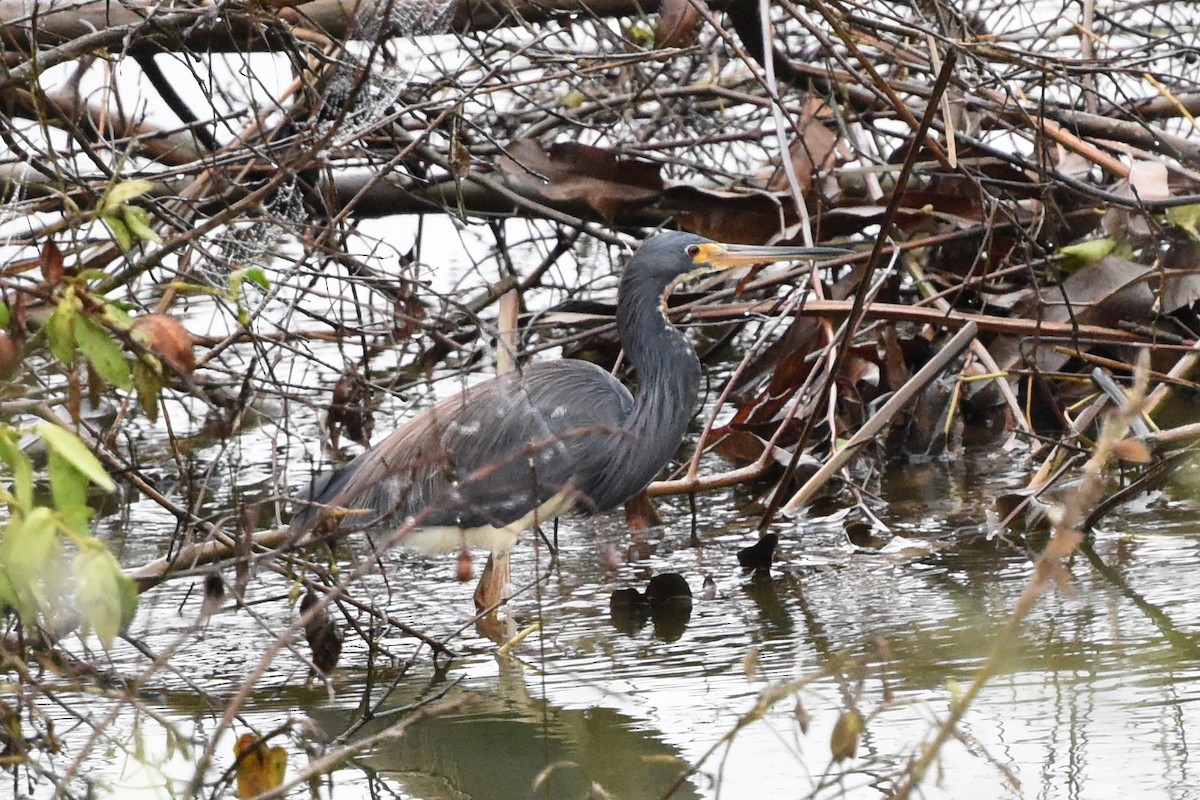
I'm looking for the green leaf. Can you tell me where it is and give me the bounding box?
[0,568,16,612]
[829,710,864,762]
[103,213,134,252]
[0,507,61,619]
[1057,238,1116,271]
[102,179,156,213]
[0,300,9,327]
[229,267,270,299]
[1166,203,1200,241]
[73,315,131,390]
[244,267,269,291]
[0,428,35,509]
[47,289,79,365]
[35,422,116,492]
[74,542,137,648]
[559,89,586,109]
[102,302,136,332]
[48,448,93,535]
[624,19,654,46]
[76,268,110,283]
[132,361,164,422]
[121,205,162,245]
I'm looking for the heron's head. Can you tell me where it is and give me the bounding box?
[629,231,847,291]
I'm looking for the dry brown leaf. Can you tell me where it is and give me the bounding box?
[39,240,65,289]
[768,104,838,196]
[0,331,17,378]
[1156,240,1200,313]
[793,700,811,735]
[455,546,474,582]
[326,371,374,449]
[623,489,662,532]
[989,253,1156,380]
[300,592,343,675]
[132,313,196,375]
[1103,160,1170,240]
[654,0,703,48]
[662,185,792,243]
[498,139,663,220]
[1112,437,1152,464]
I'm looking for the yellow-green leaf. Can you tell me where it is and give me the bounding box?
[1057,238,1116,271]
[624,19,654,46]
[0,507,61,620]
[830,710,864,762]
[234,734,288,799]
[0,569,16,612]
[35,423,115,492]
[0,428,35,509]
[73,315,131,390]
[102,302,136,332]
[102,179,156,213]
[121,205,162,244]
[48,448,93,535]
[47,290,79,365]
[229,267,269,299]
[132,361,164,422]
[103,213,134,252]
[560,89,586,109]
[1166,203,1200,241]
[74,543,137,647]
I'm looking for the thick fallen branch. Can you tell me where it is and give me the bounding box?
[0,0,669,55]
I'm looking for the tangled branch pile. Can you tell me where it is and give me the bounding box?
[1,0,1199,794]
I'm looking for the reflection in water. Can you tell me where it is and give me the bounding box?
[741,571,794,636]
[610,572,694,641]
[316,659,702,800]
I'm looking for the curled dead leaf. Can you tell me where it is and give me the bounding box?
[768,103,839,196]
[1112,437,1152,464]
[455,546,474,582]
[830,710,864,762]
[655,0,703,49]
[499,139,663,220]
[793,699,811,735]
[327,372,374,450]
[300,591,343,675]
[0,331,17,378]
[132,313,196,375]
[233,733,287,798]
[742,647,760,681]
[39,240,66,289]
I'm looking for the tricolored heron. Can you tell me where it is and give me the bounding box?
[291,231,843,612]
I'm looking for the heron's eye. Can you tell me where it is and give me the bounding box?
[686,244,701,258]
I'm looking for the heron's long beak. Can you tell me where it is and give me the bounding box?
[692,242,850,270]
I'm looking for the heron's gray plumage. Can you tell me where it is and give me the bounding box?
[290,231,829,553]
[293,360,641,537]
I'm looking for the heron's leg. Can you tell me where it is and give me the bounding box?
[474,550,511,613]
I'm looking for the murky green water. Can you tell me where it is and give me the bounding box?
[37,441,1200,800]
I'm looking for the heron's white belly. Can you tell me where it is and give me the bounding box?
[399,489,577,554]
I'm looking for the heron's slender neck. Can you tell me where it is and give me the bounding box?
[603,270,702,502]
